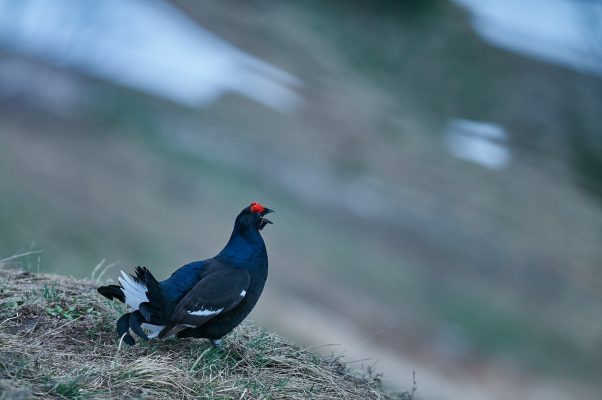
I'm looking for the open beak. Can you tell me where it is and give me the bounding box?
[259,208,274,230]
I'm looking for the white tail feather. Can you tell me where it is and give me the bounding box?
[118,270,149,310]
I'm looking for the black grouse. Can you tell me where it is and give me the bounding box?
[97,202,273,346]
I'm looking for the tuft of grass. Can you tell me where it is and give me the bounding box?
[50,380,84,399]
[42,282,60,302]
[0,266,411,399]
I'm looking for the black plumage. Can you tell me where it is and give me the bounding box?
[97,202,273,346]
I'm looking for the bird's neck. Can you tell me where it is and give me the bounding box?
[216,223,266,267]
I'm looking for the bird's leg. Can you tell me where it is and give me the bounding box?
[210,339,222,348]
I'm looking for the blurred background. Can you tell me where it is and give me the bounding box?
[0,0,601,399]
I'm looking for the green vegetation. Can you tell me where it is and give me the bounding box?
[0,265,411,399]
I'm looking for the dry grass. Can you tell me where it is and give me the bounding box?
[0,265,412,399]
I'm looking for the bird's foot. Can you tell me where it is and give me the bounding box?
[210,339,223,349]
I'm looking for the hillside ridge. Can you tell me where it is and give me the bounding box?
[0,266,412,399]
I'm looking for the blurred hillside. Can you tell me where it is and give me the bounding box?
[0,1,601,399]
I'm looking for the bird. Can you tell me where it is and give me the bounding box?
[97,202,273,347]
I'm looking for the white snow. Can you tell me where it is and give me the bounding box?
[0,0,302,111]
[445,118,511,170]
[452,0,602,76]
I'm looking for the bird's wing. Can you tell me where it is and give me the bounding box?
[158,267,250,338]
[161,260,209,304]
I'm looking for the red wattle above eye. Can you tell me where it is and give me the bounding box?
[250,203,265,213]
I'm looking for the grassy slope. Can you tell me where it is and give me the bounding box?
[0,264,411,400]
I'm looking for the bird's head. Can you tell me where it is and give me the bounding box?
[236,202,274,231]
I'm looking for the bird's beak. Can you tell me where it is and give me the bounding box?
[262,209,274,224]
[259,209,274,230]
